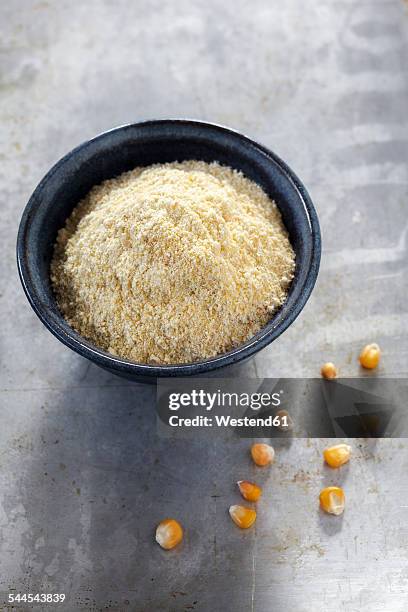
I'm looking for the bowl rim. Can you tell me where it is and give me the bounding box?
[16,118,321,377]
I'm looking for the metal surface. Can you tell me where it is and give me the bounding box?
[1,1,407,610]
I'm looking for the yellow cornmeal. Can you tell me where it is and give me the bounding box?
[51,161,295,364]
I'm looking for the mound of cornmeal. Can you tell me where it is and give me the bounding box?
[51,161,295,364]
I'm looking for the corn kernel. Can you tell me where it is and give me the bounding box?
[359,343,381,369]
[155,518,183,550]
[321,362,338,379]
[319,486,345,516]
[229,505,257,528]
[275,409,294,431]
[323,443,352,468]
[237,480,262,502]
[251,443,275,466]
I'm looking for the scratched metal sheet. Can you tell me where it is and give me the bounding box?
[0,0,407,611]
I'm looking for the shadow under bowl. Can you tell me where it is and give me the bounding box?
[17,119,321,382]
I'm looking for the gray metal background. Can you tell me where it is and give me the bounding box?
[1,1,408,610]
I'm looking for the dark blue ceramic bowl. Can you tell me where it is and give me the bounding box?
[17,120,321,382]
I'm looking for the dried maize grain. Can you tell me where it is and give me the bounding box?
[275,409,294,431]
[155,518,183,550]
[237,480,262,502]
[251,443,275,466]
[323,443,352,468]
[229,505,257,528]
[359,343,381,370]
[321,362,338,379]
[319,487,345,516]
